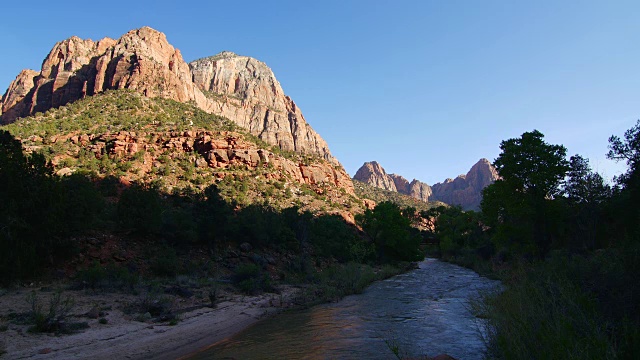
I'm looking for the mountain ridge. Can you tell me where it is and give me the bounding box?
[0,26,335,164]
[353,159,498,210]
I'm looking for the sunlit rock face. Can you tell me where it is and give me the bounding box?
[1,27,336,164]
[353,158,498,210]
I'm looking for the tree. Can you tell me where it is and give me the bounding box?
[423,206,490,259]
[355,201,423,263]
[607,120,640,239]
[563,155,612,249]
[482,130,569,257]
[565,155,611,206]
[607,119,640,187]
[494,130,568,199]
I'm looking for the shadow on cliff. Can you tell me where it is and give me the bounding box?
[1,54,135,124]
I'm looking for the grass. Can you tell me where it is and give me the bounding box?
[476,248,640,360]
[295,262,408,305]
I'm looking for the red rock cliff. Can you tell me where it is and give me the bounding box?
[0,27,336,164]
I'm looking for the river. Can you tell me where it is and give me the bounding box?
[189,258,500,359]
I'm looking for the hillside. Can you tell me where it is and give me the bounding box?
[3,90,360,215]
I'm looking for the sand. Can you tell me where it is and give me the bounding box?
[0,286,300,359]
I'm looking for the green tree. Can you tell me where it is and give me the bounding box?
[356,201,423,263]
[423,206,490,259]
[117,184,162,234]
[562,155,611,250]
[482,130,569,257]
[607,119,640,188]
[0,131,102,284]
[197,184,233,247]
[607,120,640,241]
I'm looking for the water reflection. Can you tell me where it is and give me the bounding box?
[190,259,500,360]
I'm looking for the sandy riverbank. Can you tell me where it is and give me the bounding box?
[0,285,300,359]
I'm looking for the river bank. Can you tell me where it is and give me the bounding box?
[0,260,414,359]
[0,284,301,359]
[189,259,501,360]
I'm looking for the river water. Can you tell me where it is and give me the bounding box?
[189,259,500,360]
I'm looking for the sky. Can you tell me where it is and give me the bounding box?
[1,1,638,185]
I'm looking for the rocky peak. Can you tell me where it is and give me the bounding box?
[390,174,410,194]
[353,161,397,192]
[409,179,432,202]
[353,159,498,210]
[0,26,336,164]
[189,52,334,161]
[465,158,499,190]
[431,158,499,210]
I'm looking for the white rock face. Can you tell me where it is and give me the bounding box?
[190,52,334,162]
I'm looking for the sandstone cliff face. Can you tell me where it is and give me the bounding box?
[189,53,332,161]
[431,158,498,210]
[353,158,498,210]
[390,174,410,194]
[0,28,197,120]
[0,27,335,163]
[409,179,432,202]
[353,161,397,192]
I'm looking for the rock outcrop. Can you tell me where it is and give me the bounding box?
[353,161,397,192]
[0,27,335,163]
[23,128,355,195]
[353,158,498,210]
[431,158,498,210]
[389,174,410,194]
[409,179,433,202]
[189,52,332,160]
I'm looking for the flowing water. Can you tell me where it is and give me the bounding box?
[189,259,500,360]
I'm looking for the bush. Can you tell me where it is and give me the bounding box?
[76,262,138,291]
[479,250,640,359]
[26,290,80,334]
[150,247,181,277]
[233,263,273,295]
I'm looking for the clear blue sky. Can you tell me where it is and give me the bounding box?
[1,1,638,184]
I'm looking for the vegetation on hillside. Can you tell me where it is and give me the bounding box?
[2,90,361,213]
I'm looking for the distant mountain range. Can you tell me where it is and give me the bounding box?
[353,159,498,210]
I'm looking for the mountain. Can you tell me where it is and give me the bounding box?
[353,161,397,192]
[2,90,357,214]
[353,159,498,210]
[0,27,334,163]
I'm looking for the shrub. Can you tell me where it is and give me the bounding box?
[26,290,79,333]
[480,255,621,359]
[233,263,273,295]
[150,247,181,277]
[76,262,138,291]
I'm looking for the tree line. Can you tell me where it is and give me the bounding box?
[0,129,424,286]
